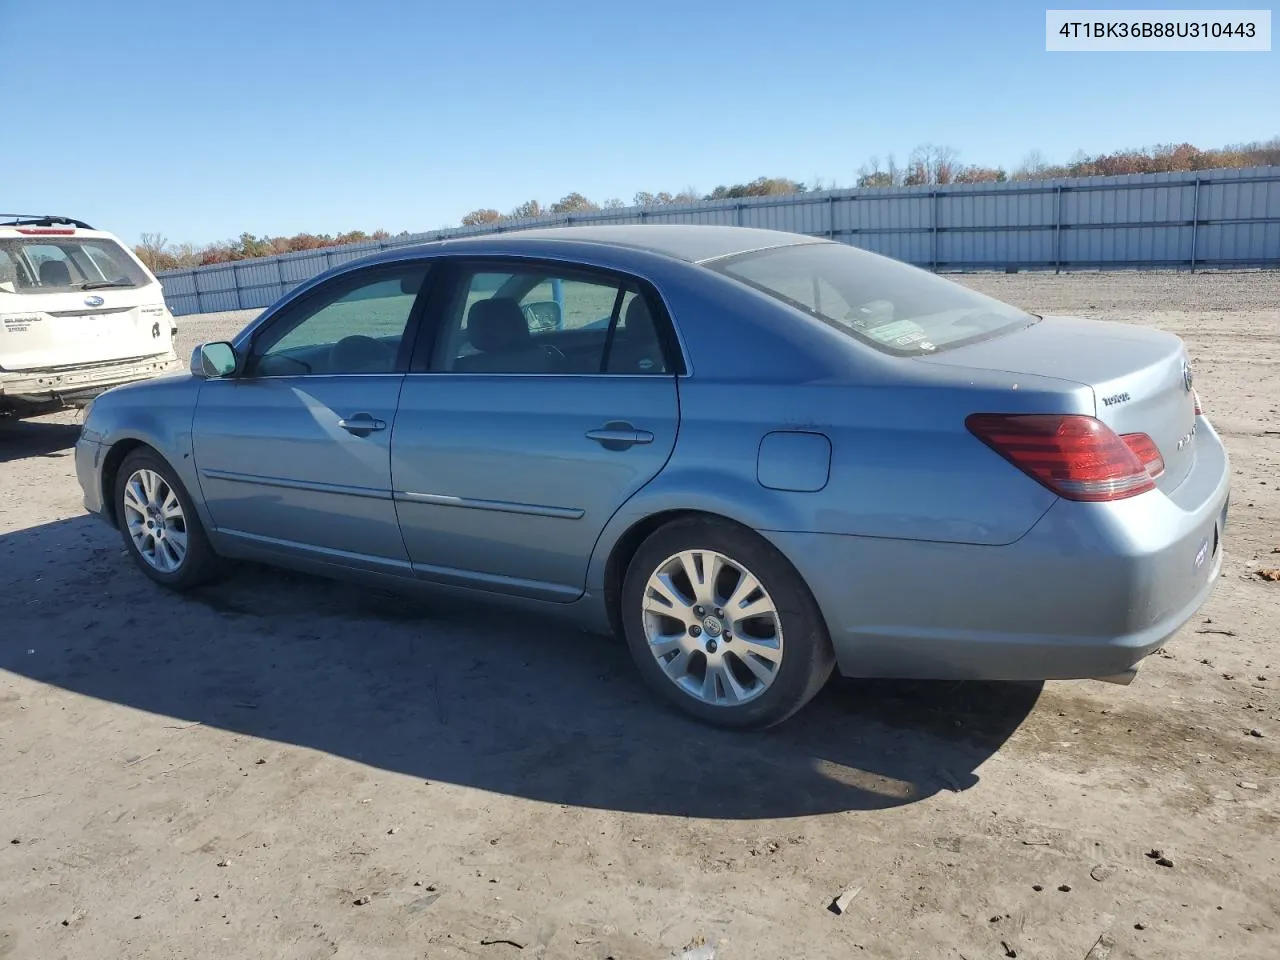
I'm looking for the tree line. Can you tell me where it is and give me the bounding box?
[136,138,1279,271]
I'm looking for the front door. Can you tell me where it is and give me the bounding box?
[192,262,431,573]
[391,260,680,600]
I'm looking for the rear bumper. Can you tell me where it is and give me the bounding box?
[771,416,1231,682]
[0,354,184,406]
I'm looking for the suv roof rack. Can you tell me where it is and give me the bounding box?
[0,214,95,229]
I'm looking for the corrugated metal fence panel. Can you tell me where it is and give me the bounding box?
[196,264,238,292]
[165,293,200,314]
[160,271,197,296]
[158,166,1280,315]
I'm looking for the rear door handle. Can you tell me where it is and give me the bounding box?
[338,413,387,436]
[586,421,654,451]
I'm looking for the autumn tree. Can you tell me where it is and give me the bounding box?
[461,208,502,226]
[953,165,1007,183]
[135,233,170,271]
[550,192,599,214]
[509,200,544,220]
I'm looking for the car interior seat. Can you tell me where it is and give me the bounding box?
[38,260,73,287]
[606,295,667,373]
[454,298,551,373]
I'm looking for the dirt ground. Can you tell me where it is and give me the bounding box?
[1,271,1277,960]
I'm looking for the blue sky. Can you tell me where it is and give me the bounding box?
[7,0,1275,245]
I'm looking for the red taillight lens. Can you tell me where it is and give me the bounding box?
[16,227,75,235]
[966,414,1156,502]
[1193,389,1202,416]
[1120,432,1165,479]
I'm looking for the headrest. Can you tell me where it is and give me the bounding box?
[467,298,530,353]
[624,295,656,335]
[39,260,72,286]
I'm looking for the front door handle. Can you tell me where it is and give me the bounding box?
[338,413,387,436]
[586,421,654,451]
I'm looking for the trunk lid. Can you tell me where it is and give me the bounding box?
[0,287,173,370]
[916,315,1199,492]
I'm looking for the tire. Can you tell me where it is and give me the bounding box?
[113,447,226,590]
[620,516,835,729]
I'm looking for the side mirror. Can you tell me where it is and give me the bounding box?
[521,300,563,332]
[191,341,238,379]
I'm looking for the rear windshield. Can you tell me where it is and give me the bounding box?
[710,242,1036,355]
[0,236,150,295]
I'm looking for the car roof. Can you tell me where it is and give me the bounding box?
[404,224,827,265]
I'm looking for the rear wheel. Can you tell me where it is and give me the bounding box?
[114,448,225,590]
[621,517,835,729]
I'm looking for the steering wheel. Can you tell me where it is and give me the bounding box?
[329,335,395,374]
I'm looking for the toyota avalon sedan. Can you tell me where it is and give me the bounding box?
[74,225,1230,728]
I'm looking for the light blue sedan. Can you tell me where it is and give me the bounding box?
[75,226,1230,728]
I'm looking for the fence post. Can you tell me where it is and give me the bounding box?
[1054,186,1063,274]
[736,203,744,227]
[1189,178,1201,273]
[828,194,835,239]
[931,191,939,271]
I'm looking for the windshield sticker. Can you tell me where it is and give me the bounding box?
[864,318,928,346]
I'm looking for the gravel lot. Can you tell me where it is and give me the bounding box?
[2,271,1278,960]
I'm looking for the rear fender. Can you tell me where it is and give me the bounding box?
[585,466,810,594]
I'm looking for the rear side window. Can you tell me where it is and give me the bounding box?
[432,265,669,375]
[710,242,1036,355]
[0,237,150,294]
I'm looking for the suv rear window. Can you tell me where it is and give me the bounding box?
[0,237,150,294]
[710,241,1036,355]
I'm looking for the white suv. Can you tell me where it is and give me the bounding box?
[1,215,184,418]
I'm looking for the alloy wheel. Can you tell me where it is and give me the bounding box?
[641,549,784,706]
[122,468,188,573]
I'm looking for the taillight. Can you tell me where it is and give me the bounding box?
[1120,432,1165,479]
[966,413,1156,502]
[16,227,75,235]
[1193,389,1202,416]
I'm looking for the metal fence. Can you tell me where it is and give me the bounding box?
[157,166,1280,316]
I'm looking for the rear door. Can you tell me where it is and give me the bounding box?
[390,259,681,601]
[192,261,432,573]
[0,234,170,368]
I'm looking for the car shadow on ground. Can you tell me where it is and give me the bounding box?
[0,416,80,463]
[0,516,1042,819]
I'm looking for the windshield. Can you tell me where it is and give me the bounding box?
[0,236,150,295]
[711,242,1036,355]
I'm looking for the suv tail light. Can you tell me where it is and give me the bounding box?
[966,414,1156,502]
[1193,389,1202,416]
[16,227,75,235]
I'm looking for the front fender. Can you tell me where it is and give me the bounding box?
[78,376,210,532]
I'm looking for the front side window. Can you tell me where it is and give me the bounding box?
[710,241,1036,355]
[0,237,150,294]
[249,264,429,376]
[434,265,669,374]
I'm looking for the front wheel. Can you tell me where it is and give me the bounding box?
[620,517,835,729]
[114,447,225,590]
